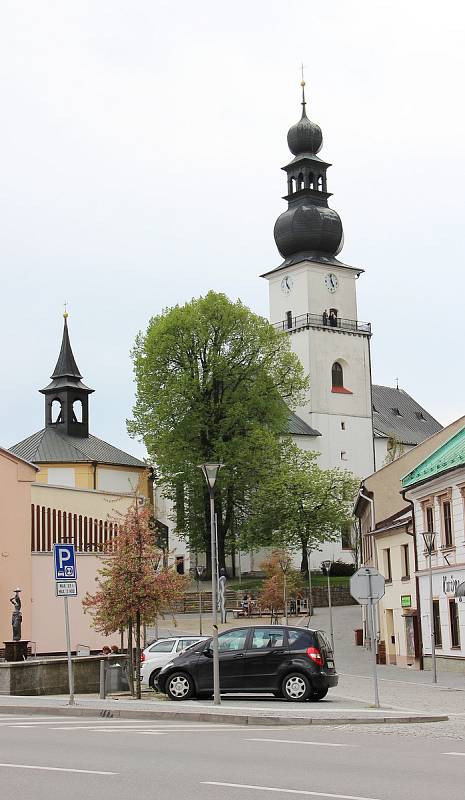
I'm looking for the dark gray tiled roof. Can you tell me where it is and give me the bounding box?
[372,385,442,446]
[287,411,321,437]
[9,427,146,468]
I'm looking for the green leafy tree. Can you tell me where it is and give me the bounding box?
[243,440,359,574]
[128,291,308,573]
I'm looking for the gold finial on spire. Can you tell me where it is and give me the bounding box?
[63,300,69,320]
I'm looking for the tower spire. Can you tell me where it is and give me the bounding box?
[40,314,94,438]
[51,313,83,380]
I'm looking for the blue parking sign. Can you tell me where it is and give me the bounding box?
[54,544,77,580]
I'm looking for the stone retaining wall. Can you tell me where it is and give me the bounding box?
[0,654,128,696]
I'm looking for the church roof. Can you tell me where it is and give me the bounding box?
[402,426,465,489]
[9,427,146,469]
[287,411,321,437]
[372,385,442,446]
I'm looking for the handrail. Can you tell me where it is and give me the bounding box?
[273,313,371,335]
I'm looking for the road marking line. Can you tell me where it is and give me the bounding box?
[246,739,355,747]
[443,752,465,756]
[202,782,380,799]
[0,763,117,775]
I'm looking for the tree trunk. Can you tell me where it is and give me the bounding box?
[127,617,135,697]
[300,536,309,576]
[135,610,141,700]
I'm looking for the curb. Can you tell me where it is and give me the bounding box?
[0,704,448,726]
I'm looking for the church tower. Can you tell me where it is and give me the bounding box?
[262,82,375,480]
[40,312,94,439]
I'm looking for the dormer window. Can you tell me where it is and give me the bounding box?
[415,411,426,421]
[392,407,403,417]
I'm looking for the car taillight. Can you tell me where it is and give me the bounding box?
[306,646,323,666]
[140,652,145,662]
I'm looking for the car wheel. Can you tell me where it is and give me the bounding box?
[309,688,328,701]
[165,672,195,701]
[148,669,160,690]
[282,673,311,702]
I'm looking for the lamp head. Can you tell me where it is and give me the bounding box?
[196,565,205,579]
[198,463,224,490]
[421,530,436,555]
[322,560,332,574]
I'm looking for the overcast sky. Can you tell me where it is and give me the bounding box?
[1,1,464,459]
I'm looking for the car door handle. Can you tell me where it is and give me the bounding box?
[233,652,245,659]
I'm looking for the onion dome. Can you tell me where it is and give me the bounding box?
[287,81,322,155]
[274,204,343,258]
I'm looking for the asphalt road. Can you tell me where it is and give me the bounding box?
[0,713,464,800]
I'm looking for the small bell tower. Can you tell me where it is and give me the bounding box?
[40,313,94,438]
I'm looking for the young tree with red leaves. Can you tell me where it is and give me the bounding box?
[83,503,187,698]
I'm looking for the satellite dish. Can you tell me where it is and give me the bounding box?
[454,581,465,598]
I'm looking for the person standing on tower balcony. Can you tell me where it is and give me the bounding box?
[322,309,328,326]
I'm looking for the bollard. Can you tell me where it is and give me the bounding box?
[99,658,106,699]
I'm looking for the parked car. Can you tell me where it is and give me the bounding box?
[140,636,208,689]
[157,625,337,702]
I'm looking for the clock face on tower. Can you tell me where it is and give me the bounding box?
[280,275,293,294]
[325,273,339,293]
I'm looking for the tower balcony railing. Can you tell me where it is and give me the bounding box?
[273,312,371,336]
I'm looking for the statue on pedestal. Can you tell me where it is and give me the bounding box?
[9,589,22,642]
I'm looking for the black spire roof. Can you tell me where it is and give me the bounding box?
[51,314,83,380]
[273,82,344,267]
[40,315,93,395]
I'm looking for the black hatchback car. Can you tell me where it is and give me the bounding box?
[157,625,337,702]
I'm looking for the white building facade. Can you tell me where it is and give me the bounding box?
[403,426,465,672]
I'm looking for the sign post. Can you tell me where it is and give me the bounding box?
[53,544,77,706]
[350,566,385,708]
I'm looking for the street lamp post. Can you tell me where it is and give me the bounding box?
[196,564,205,635]
[421,530,437,684]
[198,463,224,706]
[322,560,334,652]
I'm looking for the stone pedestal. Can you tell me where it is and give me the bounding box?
[3,641,29,662]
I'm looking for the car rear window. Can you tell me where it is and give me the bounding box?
[148,640,175,653]
[288,629,317,650]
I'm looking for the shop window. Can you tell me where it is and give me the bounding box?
[433,599,442,648]
[449,599,460,648]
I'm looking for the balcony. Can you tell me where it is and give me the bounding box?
[273,312,371,336]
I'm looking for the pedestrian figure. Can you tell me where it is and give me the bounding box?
[322,309,328,326]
